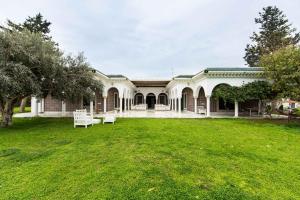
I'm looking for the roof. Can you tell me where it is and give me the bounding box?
[131,80,170,87]
[204,67,264,72]
[174,75,194,79]
[106,74,127,79]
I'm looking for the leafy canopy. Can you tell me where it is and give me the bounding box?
[244,6,300,67]
[260,46,300,101]
[212,81,274,104]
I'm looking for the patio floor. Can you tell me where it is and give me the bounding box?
[14,110,265,119]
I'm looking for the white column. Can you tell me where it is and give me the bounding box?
[124,98,127,112]
[90,101,93,118]
[31,97,39,116]
[175,98,177,112]
[258,100,261,115]
[103,97,107,113]
[206,96,210,117]
[41,98,45,113]
[194,97,197,113]
[119,98,123,113]
[62,101,66,116]
[234,100,239,117]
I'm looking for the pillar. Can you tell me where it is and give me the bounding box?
[206,96,210,117]
[90,101,93,118]
[175,98,177,111]
[119,98,123,113]
[124,98,127,112]
[31,97,39,117]
[234,100,239,117]
[103,97,107,113]
[62,100,66,116]
[194,97,197,113]
[258,100,261,115]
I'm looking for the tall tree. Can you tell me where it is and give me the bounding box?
[244,6,300,67]
[0,29,61,127]
[1,14,53,112]
[0,28,102,127]
[260,46,300,101]
[2,13,51,38]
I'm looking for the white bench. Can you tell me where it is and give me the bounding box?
[155,104,170,111]
[73,110,100,128]
[103,116,116,124]
[198,106,206,115]
[132,104,147,110]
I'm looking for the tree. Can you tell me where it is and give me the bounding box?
[243,81,275,101]
[0,28,102,127]
[244,6,300,67]
[212,85,246,105]
[0,29,61,127]
[51,53,103,103]
[212,81,274,113]
[0,14,53,112]
[260,46,300,101]
[2,13,51,38]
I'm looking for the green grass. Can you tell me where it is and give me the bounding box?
[0,118,299,200]
[13,106,31,113]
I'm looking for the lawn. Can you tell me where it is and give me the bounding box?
[13,106,31,113]
[0,118,299,200]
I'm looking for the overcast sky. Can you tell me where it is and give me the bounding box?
[1,0,300,79]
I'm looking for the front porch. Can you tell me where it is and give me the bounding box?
[19,109,262,119]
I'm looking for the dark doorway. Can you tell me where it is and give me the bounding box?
[146,94,156,109]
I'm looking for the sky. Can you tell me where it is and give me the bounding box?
[0,0,300,79]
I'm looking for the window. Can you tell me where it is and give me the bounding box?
[137,94,143,104]
[159,95,167,105]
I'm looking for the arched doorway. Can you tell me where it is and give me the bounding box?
[134,93,144,105]
[181,87,194,111]
[197,87,206,108]
[211,84,234,112]
[107,87,119,112]
[158,93,168,105]
[146,93,156,109]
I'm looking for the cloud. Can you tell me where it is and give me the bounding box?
[1,0,300,79]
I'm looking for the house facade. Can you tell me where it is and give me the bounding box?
[31,67,265,117]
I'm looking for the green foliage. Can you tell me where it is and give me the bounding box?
[51,53,103,102]
[2,13,51,39]
[260,46,300,101]
[0,118,299,199]
[212,84,246,104]
[0,23,102,126]
[212,81,274,104]
[244,6,300,67]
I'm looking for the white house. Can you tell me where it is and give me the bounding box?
[31,67,265,117]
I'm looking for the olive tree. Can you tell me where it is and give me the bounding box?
[0,29,62,127]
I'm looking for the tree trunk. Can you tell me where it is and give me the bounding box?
[19,97,29,113]
[1,101,14,127]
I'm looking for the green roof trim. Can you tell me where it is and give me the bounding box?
[174,75,194,78]
[106,74,127,78]
[204,67,264,72]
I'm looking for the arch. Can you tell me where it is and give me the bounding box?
[157,93,168,105]
[196,87,206,108]
[211,83,234,112]
[107,87,119,111]
[181,87,194,112]
[146,93,156,109]
[134,93,144,105]
[195,85,207,98]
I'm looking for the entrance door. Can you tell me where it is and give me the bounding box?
[146,94,156,109]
